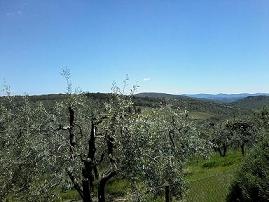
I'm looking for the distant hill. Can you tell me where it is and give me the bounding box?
[184,93,269,103]
[0,92,251,120]
[136,92,193,101]
[232,95,269,110]
[135,92,247,118]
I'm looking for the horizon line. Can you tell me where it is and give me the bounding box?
[1,91,269,97]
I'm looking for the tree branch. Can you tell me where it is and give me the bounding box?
[67,170,84,199]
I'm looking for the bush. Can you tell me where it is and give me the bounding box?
[227,137,269,201]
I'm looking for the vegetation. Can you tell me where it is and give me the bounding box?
[232,95,269,110]
[123,106,208,201]
[0,81,269,201]
[186,151,243,202]
[0,95,64,201]
[227,137,269,201]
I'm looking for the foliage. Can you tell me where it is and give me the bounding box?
[254,107,269,134]
[122,105,208,200]
[208,116,258,157]
[1,75,262,201]
[232,95,269,110]
[136,92,247,118]
[210,121,233,157]
[0,95,66,201]
[227,137,269,202]
[49,78,139,201]
[225,118,258,156]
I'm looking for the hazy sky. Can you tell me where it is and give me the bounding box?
[0,0,269,95]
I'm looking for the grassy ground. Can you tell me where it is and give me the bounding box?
[61,151,243,202]
[185,151,243,202]
[189,111,214,120]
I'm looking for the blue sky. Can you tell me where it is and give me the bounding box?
[0,0,269,95]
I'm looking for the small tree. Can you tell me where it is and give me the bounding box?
[226,119,257,156]
[211,122,232,157]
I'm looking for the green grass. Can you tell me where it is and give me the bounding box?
[106,178,130,197]
[60,151,243,202]
[185,151,243,202]
[189,111,214,120]
[60,189,81,201]
[59,179,130,201]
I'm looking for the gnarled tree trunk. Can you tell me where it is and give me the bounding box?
[98,171,117,202]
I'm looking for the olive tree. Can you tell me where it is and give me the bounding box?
[210,121,233,157]
[0,93,66,201]
[226,119,257,156]
[122,106,207,201]
[51,82,138,202]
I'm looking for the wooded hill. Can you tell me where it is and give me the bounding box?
[0,92,254,120]
[231,95,269,110]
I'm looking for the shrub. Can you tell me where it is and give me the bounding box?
[227,136,269,201]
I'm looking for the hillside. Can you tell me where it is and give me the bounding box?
[0,92,248,120]
[184,93,269,103]
[136,92,191,100]
[232,95,269,110]
[135,92,247,118]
